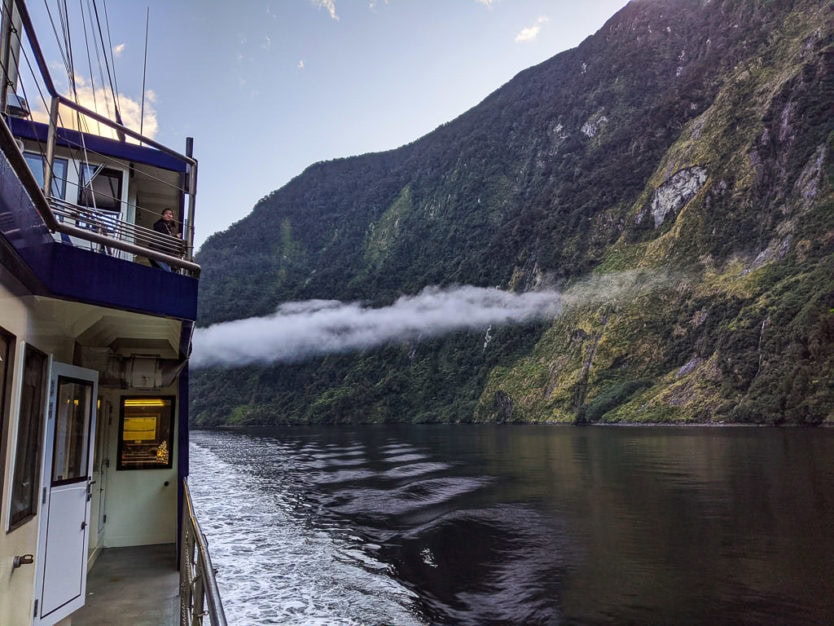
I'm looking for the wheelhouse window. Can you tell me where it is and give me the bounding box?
[23,152,68,200]
[0,329,14,496]
[78,163,123,212]
[117,397,174,470]
[9,344,47,529]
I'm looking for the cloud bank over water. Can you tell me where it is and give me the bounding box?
[191,270,671,369]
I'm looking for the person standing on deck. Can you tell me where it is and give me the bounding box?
[150,208,179,271]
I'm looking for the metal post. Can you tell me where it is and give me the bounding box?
[43,96,58,198]
[0,0,21,114]
[185,137,197,258]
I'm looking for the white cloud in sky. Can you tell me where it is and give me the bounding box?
[515,16,549,43]
[474,0,496,6]
[112,43,126,58]
[312,0,339,20]
[298,59,305,70]
[31,76,157,141]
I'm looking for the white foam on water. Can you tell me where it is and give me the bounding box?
[188,439,424,625]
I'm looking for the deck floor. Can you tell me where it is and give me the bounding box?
[70,544,179,626]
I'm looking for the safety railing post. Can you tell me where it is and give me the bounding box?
[43,95,58,198]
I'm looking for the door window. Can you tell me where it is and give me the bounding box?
[51,378,93,485]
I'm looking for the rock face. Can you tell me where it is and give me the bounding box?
[649,166,708,228]
[194,0,834,427]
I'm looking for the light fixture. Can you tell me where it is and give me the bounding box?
[123,398,168,407]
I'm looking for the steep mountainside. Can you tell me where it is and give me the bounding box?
[193,0,834,426]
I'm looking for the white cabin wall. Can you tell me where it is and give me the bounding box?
[0,287,74,624]
[0,284,38,626]
[97,385,179,548]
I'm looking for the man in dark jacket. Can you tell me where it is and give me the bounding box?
[150,208,178,270]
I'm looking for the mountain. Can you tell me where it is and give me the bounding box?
[192,0,834,426]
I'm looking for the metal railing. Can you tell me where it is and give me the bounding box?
[50,197,186,258]
[180,479,227,626]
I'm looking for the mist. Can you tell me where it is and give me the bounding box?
[191,270,672,369]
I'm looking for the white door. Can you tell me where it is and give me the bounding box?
[33,363,98,625]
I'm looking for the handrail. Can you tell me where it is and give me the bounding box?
[180,478,227,626]
[50,198,186,257]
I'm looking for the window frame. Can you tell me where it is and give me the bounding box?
[0,328,15,504]
[116,396,175,471]
[50,376,94,487]
[77,163,124,213]
[22,151,68,200]
[8,344,48,531]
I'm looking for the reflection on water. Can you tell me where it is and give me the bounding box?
[189,426,834,625]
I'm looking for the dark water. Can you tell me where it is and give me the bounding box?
[189,425,834,625]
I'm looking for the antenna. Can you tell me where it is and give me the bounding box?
[139,6,149,143]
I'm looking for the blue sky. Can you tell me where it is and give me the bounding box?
[24,0,630,249]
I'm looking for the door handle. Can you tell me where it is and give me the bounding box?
[13,554,34,568]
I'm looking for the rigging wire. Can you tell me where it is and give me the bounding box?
[41,0,71,83]
[90,0,120,127]
[139,6,147,140]
[78,0,101,135]
[100,0,120,115]
[54,0,97,193]
[57,0,91,136]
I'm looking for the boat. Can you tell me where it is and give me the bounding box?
[0,0,224,623]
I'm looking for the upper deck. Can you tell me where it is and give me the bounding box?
[0,0,200,321]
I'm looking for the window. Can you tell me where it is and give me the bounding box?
[117,397,174,470]
[78,164,123,212]
[51,378,93,484]
[0,329,14,496]
[9,345,47,529]
[23,152,68,200]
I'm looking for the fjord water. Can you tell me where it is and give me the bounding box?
[189,426,834,625]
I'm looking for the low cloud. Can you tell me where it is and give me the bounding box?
[191,270,673,369]
[515,16,549,43]
[112,43,126,57]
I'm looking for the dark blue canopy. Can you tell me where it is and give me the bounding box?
[7,116,188,173]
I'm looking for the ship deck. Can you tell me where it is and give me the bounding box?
[70,544,179,626]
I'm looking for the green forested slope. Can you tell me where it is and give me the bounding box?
[193,0,834,426]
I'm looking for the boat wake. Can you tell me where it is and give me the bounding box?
[188,437,423,625]
[189,428,576,625]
